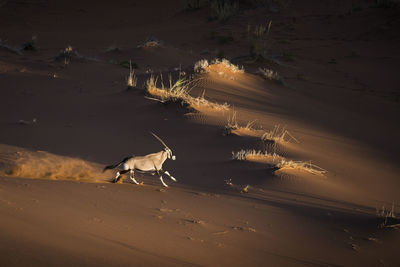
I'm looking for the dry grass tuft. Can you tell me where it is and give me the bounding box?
[261,125,299,143]
[223,115,298,144]
[146,74,229,111]
[209,0,238,21]
[248,21,272,60]
[276,160,327,176]
[146,75,192,101]
[232,149,327,176]
[241,184,249,193]
[194,58,244,74]
[194,59,210,73]
[232,149,283,163]
[56,46,77,63]
[376,202,400,228]
[223,111,259,136]
[55,45,101,64]
[126,60,138,89]
[258,67,284,84]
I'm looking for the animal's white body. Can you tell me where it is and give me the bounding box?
[122,150,171,172]
[104,133,177,187]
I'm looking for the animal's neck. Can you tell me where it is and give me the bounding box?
[161,150,168,160]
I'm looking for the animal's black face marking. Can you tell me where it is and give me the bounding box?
[164,148,176,160]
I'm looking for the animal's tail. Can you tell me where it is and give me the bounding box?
[102,156,133,172]
[103,163,121,172]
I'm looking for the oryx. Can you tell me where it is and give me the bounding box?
[103,132,177,187]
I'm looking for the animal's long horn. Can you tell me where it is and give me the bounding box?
[150,132,170,149]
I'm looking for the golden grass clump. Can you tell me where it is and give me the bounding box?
[194,59,210,73]
[223,111,259,136]
[232,149,327,176]
[276,160,327,176]
[223,114,297,144]
[214,58,244,73]
[126,60,138,89]
[194,58,244,74]
[261,125,299,143]
[146,75,229,111]
[146,75,192,102]
[232,149,283,163]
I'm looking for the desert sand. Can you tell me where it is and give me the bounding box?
[1,0,400,266]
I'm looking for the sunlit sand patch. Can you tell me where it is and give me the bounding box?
[0,145,108,182]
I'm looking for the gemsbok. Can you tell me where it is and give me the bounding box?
[103,132,177,187]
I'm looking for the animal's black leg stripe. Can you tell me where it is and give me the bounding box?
[119,169,130,175]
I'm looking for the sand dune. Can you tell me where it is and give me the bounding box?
[1,0,400,266]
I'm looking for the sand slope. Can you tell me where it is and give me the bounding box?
[1,0,400,266]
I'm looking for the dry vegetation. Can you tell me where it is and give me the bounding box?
[376,202,400,228]
[232,149,284,162]
[209,0,239,21]
[223,111,259,136]
[276,159,327,176]
[248,21,272,60]
[258,67,284,84]
[126,61,138,89]
[194,58,244,74]
[232,149,327,176]
[261,125,299,143]
[223,113,298,144]
[146,74,230,110]
[55,45,77,63]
